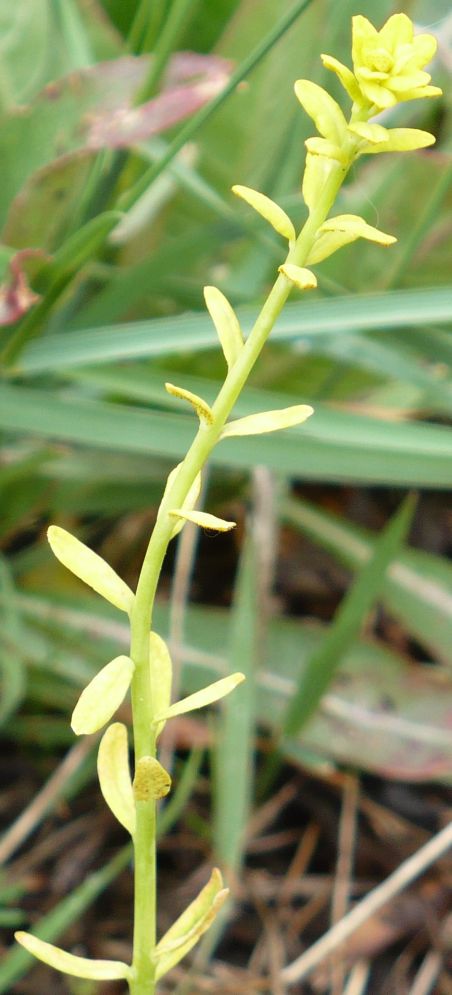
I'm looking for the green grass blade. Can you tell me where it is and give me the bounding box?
[282,495,452,667]
[19,287,452,373]
[2,383,452,486]
[283,495,416,737]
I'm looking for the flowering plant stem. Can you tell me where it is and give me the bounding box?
[128,163,345,995]
[16,15,441,994]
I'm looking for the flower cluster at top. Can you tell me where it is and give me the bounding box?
[301,12,442,172]
[231,13,442,287]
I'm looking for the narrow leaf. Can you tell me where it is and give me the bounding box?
[149,631,172,737]
[133,756,171,801]
[221,404,313,439]
[232,185,295,241]
[203,286,243,369]
[14,933,130,981]
[47,526,134,614]
[169,509,236,532]
[71,656,134,735]
[97,723,135,835]
[279,264,317,290]
[283,495,416,737]
[155,673,245,722]
[165,383,213,425]
[155,868,228,980]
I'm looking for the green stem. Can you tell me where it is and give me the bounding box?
[128,158,347,995]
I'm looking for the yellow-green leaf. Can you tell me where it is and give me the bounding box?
[278,264,317,291]
[71,656,134,735]
[307,214,396,265]
[14,933,130,981]
[294,79,348,145]
[232,184,296,242]
[155,868,228,980]
[160,463,202,538]
[47,526,134,614]
[168,509,236,533]
[149,631,172,738]
[203,286,243,369]
[221,404,314,439]
[133,756,171,801]
[154,672,245,723]
[97,723,135,835]
[165,383,213,426]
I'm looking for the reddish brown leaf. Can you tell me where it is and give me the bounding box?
[0,250,42,326]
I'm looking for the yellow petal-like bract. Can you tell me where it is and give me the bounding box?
[155,868,228,980]
[294,79,348,145]
[221,404,314,439]
[71,656,134,735]
[161,463,202,538]
[204,286,243,369]
[232,184,296,242]
[308,214,396,264]
[169,509,236,533]
[97,723,136,835]
[155,673,244,723]
[278,264,318,291]
[15,933,130,981]
[302,152,341,213]
[47,526,134,614]
[149,631,172,737]
[165,383,213,426]
[133,756,171,801]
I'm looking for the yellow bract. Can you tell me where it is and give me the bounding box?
[71,656,134,735]
[168,509,236,533]
[47,526,134,614]
[204,286,243,369]
[351,14,441,109]
[15,933,130,981]
[165,382,213,426]
[221,404,314,439]
[154,869,228,980]
[154,672,245,723]
[294,79,348,146]
[279,264,317,291]
[97,723,136,835]
[149,631,172,738]
[308,214,396,265]
[349,122,436,154]
[133,756,171,801]
[160,463,202,538]
[232,184,296,242]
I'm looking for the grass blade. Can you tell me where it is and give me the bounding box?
[18,286,452,372]
[282,494,416,737]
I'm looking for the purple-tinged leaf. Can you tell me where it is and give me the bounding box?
[0,251,42,326]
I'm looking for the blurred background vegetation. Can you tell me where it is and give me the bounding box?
[0,1,451,991]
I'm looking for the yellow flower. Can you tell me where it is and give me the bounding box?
[351,13,442,109]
